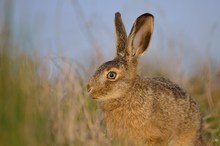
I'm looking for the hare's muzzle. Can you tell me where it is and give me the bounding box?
[87,83,94,96]
[87,84,98,99]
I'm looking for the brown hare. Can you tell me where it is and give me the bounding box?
[87,12,203,146]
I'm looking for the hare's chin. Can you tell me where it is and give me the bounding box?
[90,95,109,101]
[88,88,123,101]
[92,97,106,102]
[93,94,121,102]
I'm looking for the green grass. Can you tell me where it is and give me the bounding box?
[0,50,220,146]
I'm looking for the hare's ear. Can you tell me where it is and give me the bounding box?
[114,12,127,57]
[127,13,154,59]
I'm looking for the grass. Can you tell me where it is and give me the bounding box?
[0,50,220,146]
[0,51,105,146]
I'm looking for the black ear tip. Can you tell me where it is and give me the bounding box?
[138,13,154,19]
[115,12,121,17]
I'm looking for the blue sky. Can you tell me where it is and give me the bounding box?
[2,0,220,70]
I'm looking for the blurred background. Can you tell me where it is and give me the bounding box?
[0,0,220,146]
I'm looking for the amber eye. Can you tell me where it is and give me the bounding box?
[107,71,117,80]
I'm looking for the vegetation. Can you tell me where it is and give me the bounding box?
[0,49,220,146]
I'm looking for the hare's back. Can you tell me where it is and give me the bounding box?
[137,76,201,126]
[139,76,201,120]
[151,77,188,98]
[137,76,200,114]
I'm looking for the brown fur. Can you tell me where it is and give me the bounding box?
[87,12,204,146]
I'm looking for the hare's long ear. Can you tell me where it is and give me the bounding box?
[115,12,127,57]
[127,13,154,60]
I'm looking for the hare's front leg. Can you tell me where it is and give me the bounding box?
[168,131,199,146]
[147,138,168,146]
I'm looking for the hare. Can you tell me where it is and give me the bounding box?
[87,12,203,146]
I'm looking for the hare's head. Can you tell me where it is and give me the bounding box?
[87,12,154,101]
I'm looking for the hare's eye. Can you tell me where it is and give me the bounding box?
[107,71,117,80]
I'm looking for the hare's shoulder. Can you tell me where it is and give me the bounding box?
[140,76,188,99]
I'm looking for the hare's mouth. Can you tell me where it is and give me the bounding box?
[89,95,103,101]
[87,86,94,95]
[87,88,99,100]
[91,96,98,100]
